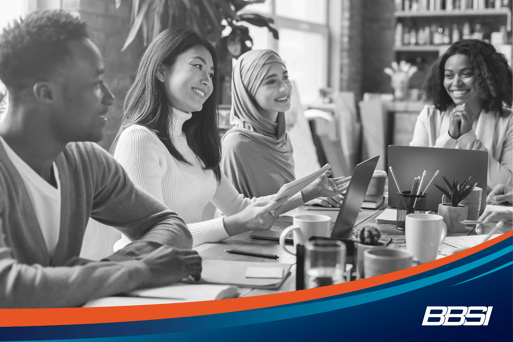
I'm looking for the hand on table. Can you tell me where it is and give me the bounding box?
[139,246,202,286]
[487,184,513,205]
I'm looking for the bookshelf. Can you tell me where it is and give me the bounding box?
[393,1,512,63]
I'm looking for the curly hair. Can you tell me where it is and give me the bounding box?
[0,10,88,94]
[423,39,512,115]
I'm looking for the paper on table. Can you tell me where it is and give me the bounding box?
[127,283,238,301]
[246,267,284,279]
[376,208,397,224]
[438,234,501,257]
[484,204,513,213]
[184,260,292,289]
[274,164,330,201]
[84,296,182,307]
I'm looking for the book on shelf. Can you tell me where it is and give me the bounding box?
[361,196,385,209]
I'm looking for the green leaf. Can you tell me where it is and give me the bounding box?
[122,0,151,51]
[152,0,166,40]
[442,176,452,191]
[130,0,140,25]
[435,183,452,202]
[460,176,471,191]
[212,0,239,21]
[459,182,478,202]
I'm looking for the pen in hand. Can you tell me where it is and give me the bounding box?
[225,249,279,260]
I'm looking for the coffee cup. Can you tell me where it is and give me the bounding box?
[356,242,385,279]
[366,170,387,198]
[363,248,413,278]
[279,215,331,256]
[405,213,447,264]
[458,187,483,220]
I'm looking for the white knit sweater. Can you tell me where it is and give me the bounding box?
[114,109,302,247]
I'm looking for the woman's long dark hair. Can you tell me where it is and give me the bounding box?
[423,39,512,115]
[112,28,221,182]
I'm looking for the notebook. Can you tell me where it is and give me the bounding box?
[183,259,293,289]
[251,155,379,241]
[128,283,238,301]
[388,146,488,212]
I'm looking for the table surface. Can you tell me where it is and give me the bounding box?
[194,205,390,297]
[194,203,512,298]
[85,203,511,306]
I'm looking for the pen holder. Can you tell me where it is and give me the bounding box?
[396,191,426,231]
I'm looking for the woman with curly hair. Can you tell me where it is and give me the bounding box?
[410,39,513,190]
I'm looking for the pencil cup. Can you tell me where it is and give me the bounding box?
[396,191,426,231]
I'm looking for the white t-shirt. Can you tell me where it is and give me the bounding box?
[0,136,61,256]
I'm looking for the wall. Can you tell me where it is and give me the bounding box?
[61,0,144,151]
[339,0,363,100]
[361,0,395,96]
[337,0,396,100]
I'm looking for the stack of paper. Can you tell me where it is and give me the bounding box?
[184,259,292,289]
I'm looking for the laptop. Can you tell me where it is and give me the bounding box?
[388,145,488,212]
[251,155,380,241]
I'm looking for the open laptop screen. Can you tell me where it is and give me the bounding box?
[331,155,380,239]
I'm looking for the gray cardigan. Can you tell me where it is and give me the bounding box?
[0,141,192,308]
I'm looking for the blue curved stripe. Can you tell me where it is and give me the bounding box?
[227,244,512,325]
[452,260,513,286]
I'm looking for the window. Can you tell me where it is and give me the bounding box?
[240,0,331,104]
[0,0,33,31]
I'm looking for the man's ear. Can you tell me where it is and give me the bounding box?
[32,82,55,104]
[156,65,166,82]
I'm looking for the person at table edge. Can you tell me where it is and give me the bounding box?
[410,39,512,191]
[0,10,201,308]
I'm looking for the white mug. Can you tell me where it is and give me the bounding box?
[364,248,413,278]
[279,215,331,256]
[405,213,447,264]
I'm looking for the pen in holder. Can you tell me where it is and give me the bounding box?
[396,191,427,231]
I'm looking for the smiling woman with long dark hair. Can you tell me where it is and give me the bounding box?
[111,29,345,249]
[410,39,513,190]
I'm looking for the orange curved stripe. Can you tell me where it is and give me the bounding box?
[1,231,510,327]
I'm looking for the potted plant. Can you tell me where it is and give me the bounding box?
[435,176,477,233]
[356,225,384,279]
[116,0,278,104]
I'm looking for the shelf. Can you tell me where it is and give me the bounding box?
[395,8,511,18]
[395,8,512,31]
[393,45,448,52]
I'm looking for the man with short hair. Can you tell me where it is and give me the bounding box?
[0,10,201,308]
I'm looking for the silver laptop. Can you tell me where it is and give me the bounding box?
[251,155,379,241]
[388,145,488,212]
[330,155,379,238]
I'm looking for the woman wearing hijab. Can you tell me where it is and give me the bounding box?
[222,49,344,207]
[111,29,347,249]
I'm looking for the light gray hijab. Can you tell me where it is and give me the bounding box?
[221,49,295,197]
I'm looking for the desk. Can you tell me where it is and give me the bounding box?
[193,206,383,297]
[86,204,510,306]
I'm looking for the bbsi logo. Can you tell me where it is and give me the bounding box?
[422,306,493,326]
